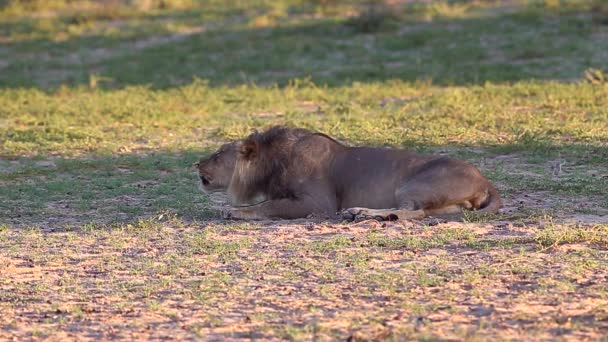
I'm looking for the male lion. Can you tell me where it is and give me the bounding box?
[225,126,502,221]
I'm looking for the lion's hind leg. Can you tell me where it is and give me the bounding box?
[341,207,425,222]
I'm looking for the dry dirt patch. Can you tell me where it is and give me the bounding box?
[1,217,606,340]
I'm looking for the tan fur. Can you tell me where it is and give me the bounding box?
[228,157,259,204]
[196,141,239,194]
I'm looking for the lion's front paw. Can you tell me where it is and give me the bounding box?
[340,207,360,221]
[220,207,233,220]
[220,207,249,220]
[341,207,386,222]
[225,207,265,221]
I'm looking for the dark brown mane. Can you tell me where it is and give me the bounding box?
[228,125,312,204]
[250,126,301,199]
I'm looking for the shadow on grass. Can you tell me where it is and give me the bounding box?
[0,149,214,229]
[0,5,604,90]
[1,139,606,230]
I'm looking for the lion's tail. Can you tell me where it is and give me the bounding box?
[477,184,502,214]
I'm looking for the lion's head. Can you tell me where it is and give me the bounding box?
[228,126,311,204]
[195,142,239,193]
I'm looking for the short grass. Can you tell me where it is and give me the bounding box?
[1,0,607,340]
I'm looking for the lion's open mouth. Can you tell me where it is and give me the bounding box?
[200,175,211,186]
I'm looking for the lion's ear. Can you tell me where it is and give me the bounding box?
[240,139,259,160]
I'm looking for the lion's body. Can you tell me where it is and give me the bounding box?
[227,126,502,221]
